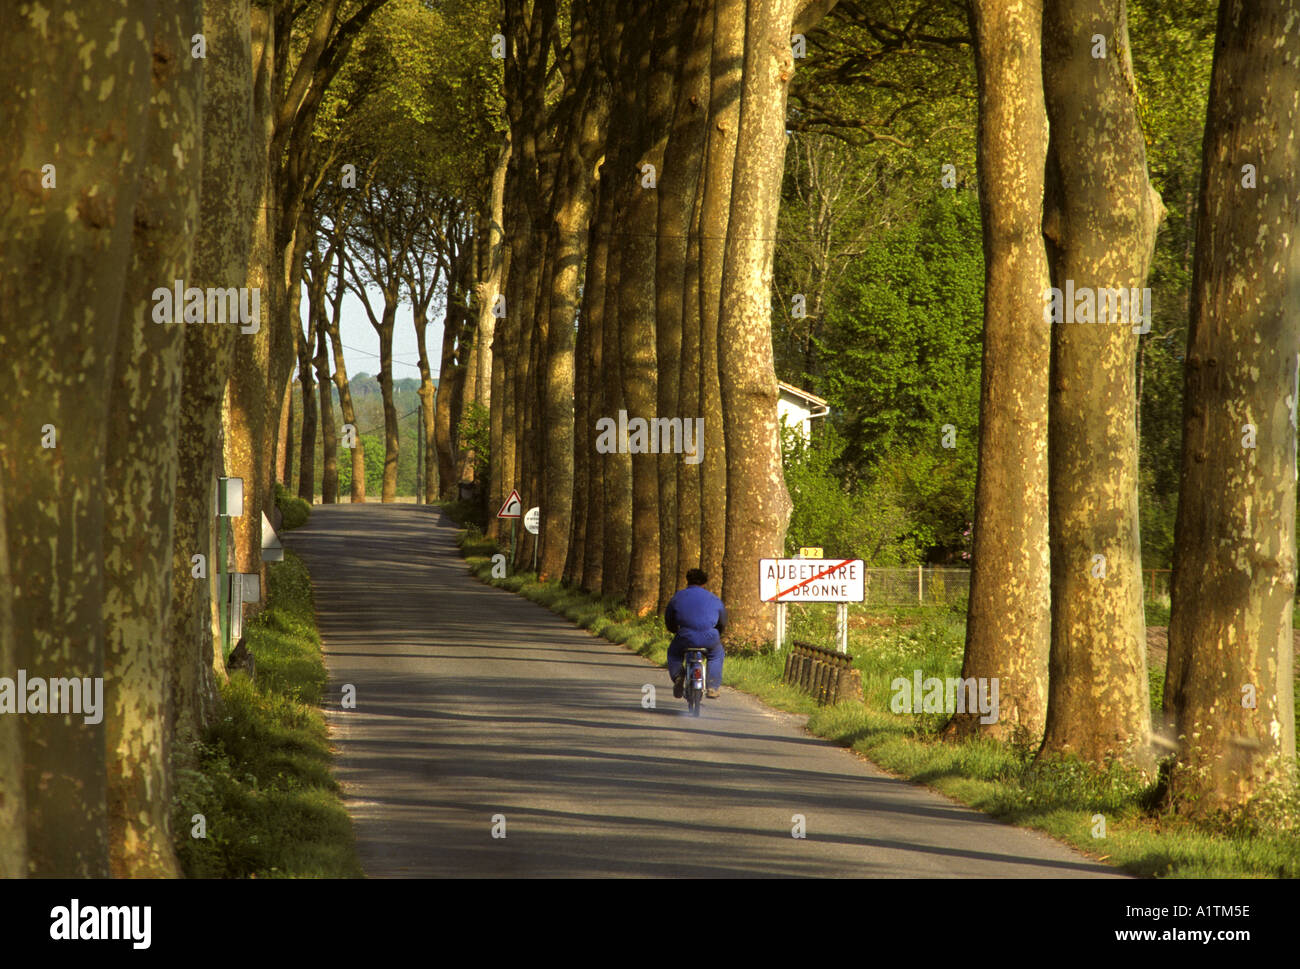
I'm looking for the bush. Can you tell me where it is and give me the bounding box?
[274,482,311,530]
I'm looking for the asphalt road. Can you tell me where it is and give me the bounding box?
[285,504,1122,878]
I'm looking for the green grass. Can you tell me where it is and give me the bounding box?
[453,523,1300,879]
[171,550,361,878]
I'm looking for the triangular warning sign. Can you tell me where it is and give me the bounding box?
[497,489,523,519]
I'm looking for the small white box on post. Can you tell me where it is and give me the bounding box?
[218,476,244,518]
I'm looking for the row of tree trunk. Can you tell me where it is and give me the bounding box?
[956,0,1297,815]
[0,0,389,875]
[487,0,834,643]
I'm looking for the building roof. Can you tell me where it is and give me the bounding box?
[777,380,829,408]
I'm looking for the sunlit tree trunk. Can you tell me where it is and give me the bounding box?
[324,266,365,502]
[578,175,614,594]
[661,2,711,599]
[296,306,318,503]
[315,309,338,504]
[1164,0,1299,815]
[103,4,202,876]
[0,0,160,876]
[696,0,744,591]
[1038,0,1164,773]
[945,0,1051,744]
[169,0,254,751]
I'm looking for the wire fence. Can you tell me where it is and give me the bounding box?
[777,567,1177,611]
[779,567,1180,649]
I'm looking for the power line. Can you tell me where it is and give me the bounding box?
[350,406,423,440]
[335,341,438,374]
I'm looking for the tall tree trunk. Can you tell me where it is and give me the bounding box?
[0,0,159,876]
[315,310,338,504]
[377,300,399,502]
[716,0,798,645]
[434,299,462,501]
[296,320,318,503]
[540,52,605,582]
[677,167,706,591]
[414,300,439,504]
[169,0,254,752]
[600,109,633,598]
[945,0,1051,743]
[1164,0,1299,815]
[578,174,614,594]
[697,0,744,591]
[0,473,17,876]
[660,1,711,602]
[103,3,201,876]
[226,0,275,600]
[616,3,666,615]
[325,282,366,502]
[284,381,295,494]
[1038,0,1164,773]
[566,262,592,588]
[477,136,510,414]
[276,374,292,485]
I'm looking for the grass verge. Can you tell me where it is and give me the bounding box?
[172,548,362,878]
[451,520,1300,879]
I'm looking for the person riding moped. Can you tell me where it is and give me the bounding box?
[665,568,727,699]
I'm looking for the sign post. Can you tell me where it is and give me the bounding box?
[497,489,523,568]
[759,557,864,653]
[524,507,540,572]
[217,476,243,658]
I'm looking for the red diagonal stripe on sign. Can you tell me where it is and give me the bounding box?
[769,559,855,602]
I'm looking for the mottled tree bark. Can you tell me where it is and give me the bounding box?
[696,0,744,591]
[945,0,1051,744]
[315,306,338,504]
[434,297,462,501]
[0,0,158,876]
[660,1,712,602]
[716,0,798,645]
[615,1,667,615]
[1038,0,1164,773]
[540,18,606,583]
[169,0,254,751]
[599,52,634,597]
[477,136,509,415]
[1164,0,1299,815]
[0,476,18,877]
[578,174,614,594]
[324,258,365,502]
[296,298,318,503]
[377,300,399,502]
[103,3,202,877]
[225,0,275,598]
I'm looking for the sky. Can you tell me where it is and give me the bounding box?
[295,281,447,385]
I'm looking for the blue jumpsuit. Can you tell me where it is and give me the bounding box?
[665,584,727,691]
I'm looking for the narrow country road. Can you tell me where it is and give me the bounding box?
[285,505,1122,878]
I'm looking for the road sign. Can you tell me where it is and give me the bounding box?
[759,558,864,603]
[497,489,522,518]
[798,547,823,558]
[524,507,540,534]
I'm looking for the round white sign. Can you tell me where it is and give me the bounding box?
[524,507,540,534]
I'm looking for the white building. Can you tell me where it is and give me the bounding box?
[777,380,830,443]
